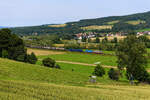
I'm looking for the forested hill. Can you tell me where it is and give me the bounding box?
[10,11,150,36]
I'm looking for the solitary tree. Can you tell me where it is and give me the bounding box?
[42,57,61,69]
[42,57,56,68]
[116,35,149,82]
[93,64,105,77]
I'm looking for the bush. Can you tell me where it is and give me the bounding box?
[42,58,56,68]
[108,68,120,81]
[92,64,105,77]
[27,52,38,64]
[132,68,149,82]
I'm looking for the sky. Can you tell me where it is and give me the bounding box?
[1,0,150,27]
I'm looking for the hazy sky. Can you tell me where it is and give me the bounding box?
[1,0,150,27]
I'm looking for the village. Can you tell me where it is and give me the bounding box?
[75,31,150,40]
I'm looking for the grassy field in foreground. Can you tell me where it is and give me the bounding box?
[0,80,150,100]
[1,58,150,100]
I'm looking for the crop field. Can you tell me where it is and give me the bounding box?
[27,48,65,56]
[99,36,126,41]
[81,25,113,30]
[91,36,126,42]
[107,20,119,25]
[126,20,146,25]
[0,80,150,100]
[53,44,65,47]
[48,24,67,27]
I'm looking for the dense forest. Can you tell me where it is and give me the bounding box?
[10,11,150,36]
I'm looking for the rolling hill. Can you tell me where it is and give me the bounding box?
[1,58,150,100]
[10,11,150,36]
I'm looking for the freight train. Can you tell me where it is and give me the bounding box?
[27,46,103,54]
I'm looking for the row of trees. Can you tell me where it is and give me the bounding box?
[0,29,37,64]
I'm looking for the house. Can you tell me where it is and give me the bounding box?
[137,31,150,36]
[106,33,114,37]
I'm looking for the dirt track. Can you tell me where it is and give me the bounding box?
[56,61,117,69]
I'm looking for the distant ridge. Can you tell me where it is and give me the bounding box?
[10,11,150,36]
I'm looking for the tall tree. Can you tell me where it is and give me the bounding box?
[116,35,149,82]
[0,28,31,63]
[0,29,11,56]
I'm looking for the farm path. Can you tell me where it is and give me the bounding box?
[56,60,116,68]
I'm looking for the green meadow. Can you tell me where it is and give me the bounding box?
[38,52,117,66]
